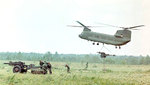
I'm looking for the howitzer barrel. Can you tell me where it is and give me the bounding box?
[4,63,10,64]
[4,61,25,66]
[4,62,13,65]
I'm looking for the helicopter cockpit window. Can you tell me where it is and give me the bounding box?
[115,34,123,38]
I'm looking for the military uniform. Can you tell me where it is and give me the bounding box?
[40,61,44,66]
[65,64,70,73]
[47,63,52,74]
[85,62,88,69]
[39,60,44,69]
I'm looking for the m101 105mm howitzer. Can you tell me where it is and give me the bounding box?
[4,61,35,73]
[4,61,47,74]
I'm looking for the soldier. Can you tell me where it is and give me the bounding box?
[65,64,70,73]
[39,60,44,69]
[39,60,44,66]
[47,62,52,74]
[42,61,48,73]
[85,62,88,69]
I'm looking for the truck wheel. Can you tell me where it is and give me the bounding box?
[13,65,21,73]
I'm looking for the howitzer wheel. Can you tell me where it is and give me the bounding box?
[13,65,21,73]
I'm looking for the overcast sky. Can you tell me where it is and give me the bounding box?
[0,0,149,56]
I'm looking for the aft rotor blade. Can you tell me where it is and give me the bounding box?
[123,25,144,30]
[130,29,141,30]
[97,22,145,30]
[97,52,104,54]
[128,25,145,29]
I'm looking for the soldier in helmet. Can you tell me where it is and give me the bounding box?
[65,64,70,73]
[39,60,44,69]
[39,60,44,66]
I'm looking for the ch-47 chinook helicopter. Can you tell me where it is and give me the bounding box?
[69,21,144,49]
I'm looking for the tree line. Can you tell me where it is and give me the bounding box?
[0,52,150,65]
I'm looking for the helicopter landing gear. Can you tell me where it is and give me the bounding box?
[93,43,95,45]
[97,43,99,45]
[115,46,121,49]
[93,42,99,45]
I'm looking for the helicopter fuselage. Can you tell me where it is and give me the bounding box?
[79,30,131,46]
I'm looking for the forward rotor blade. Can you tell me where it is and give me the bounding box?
[96,22,123,28]
[67,25,103,28]
[67,25,83,27]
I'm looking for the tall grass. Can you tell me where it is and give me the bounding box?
[0,60,150,85]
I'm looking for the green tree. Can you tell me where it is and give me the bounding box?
[145,55,150,65]
[139,57,144,65]
[17,52,23,60]
[43,51,52,61]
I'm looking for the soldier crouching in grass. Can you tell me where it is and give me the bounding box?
[47,62,52,74]
[65,64,70,73]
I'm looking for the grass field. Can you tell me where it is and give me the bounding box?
[0,60,150,85]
